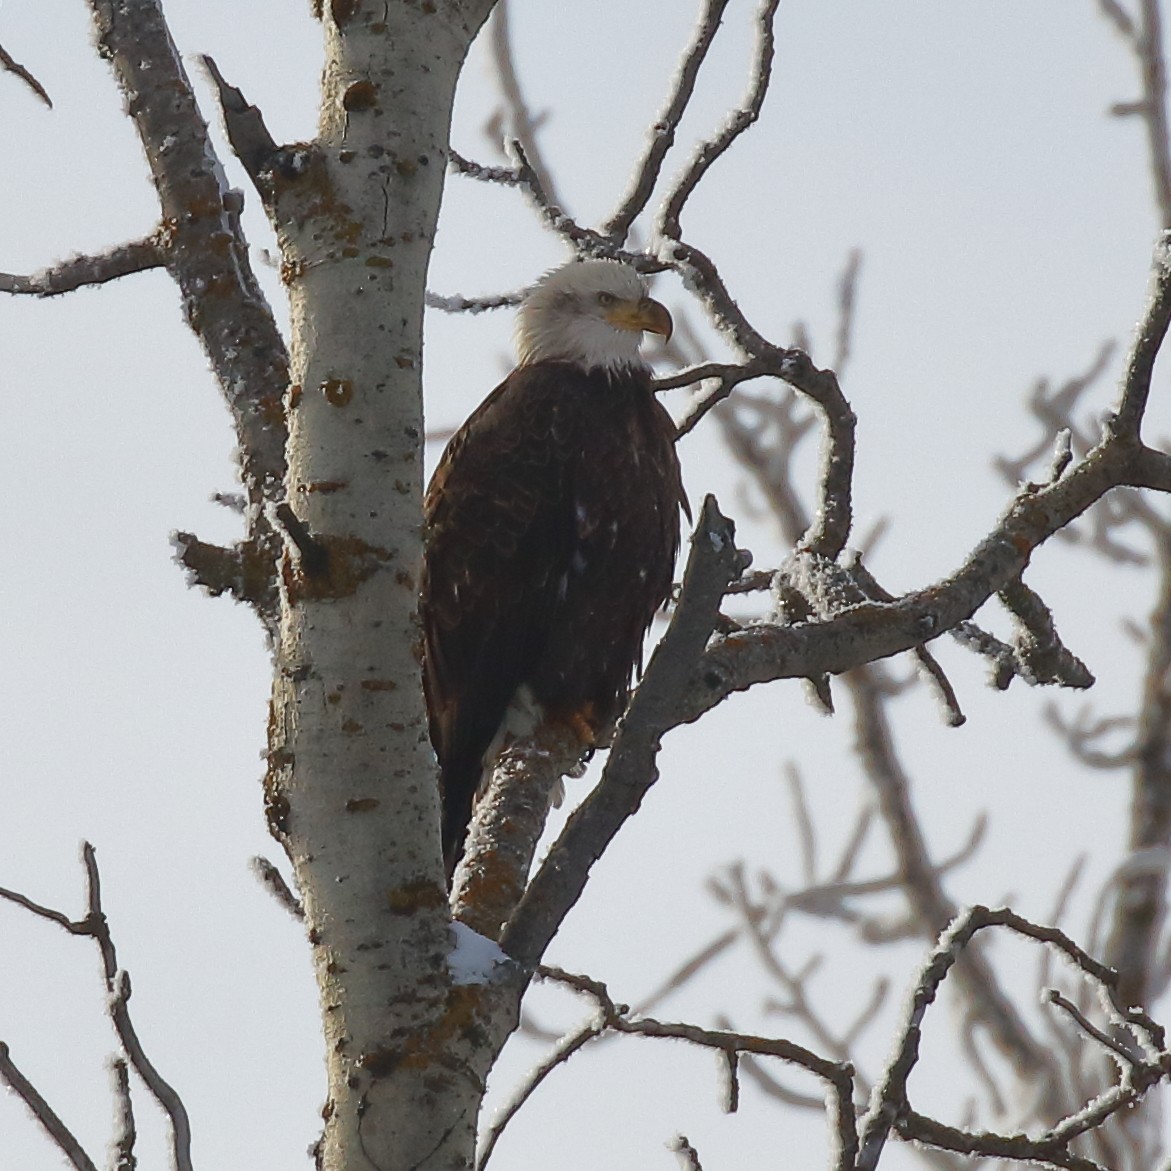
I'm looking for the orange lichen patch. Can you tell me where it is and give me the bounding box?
[454,851,525,936]
[394,157,418,178]
[386,879,447,916]
[342,80,378,112]
[279,258,304,288]
[282,535,394,603]
[360,679,397,691]
[394,354,415,369]
[321,378,353,406]
[262,756,292,840]
[287,383,303,410]
[345,797,380,813]
[358,985,490,1081]
[342,718,363,734]
[256,390,286,428]
[173,532,275,609]
[365,255,393,268]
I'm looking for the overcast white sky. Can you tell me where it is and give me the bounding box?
[0,2,1167,1169]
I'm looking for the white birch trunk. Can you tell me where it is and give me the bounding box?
[265,5,500,1168]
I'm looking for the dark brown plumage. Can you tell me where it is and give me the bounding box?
[421,261,687,877]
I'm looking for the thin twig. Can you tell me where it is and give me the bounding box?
[0,41,52,107]
[659,0,781,242]
[476,1013,605,1170]
[249,856,304,919]
[603,0,734,243]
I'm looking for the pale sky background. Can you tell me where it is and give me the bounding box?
[0,2,1166,1169]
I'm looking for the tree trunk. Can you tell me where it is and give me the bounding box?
[264,4,499,1167]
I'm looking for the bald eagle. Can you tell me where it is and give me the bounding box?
[422,259,688,877]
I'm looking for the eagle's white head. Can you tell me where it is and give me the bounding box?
[515,259,673,372]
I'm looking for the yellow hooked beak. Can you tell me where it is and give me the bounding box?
[604,296,674,342]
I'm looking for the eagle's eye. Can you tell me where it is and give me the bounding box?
[596,291,617,308]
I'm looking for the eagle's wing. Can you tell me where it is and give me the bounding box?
[422,365,582,872]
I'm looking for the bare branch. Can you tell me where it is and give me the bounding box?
[1114,230,1171,435]
[105,971,193,1171]
[734,1051,826,1110]
[1098,0,1138,40]
[603,0,734,243]
[787,764,818,886]
[0,1042,98,1171]
[832,248,863,378]
[1139,0,1171,224]
[844,665,1060,1108]
[108,1057,136,1171]
[476,1012,605,1171]
[426,287,524,314]
[0,41,52,107]
[665,357,778,438]
[999,576,1095,688]
[0,883,87,933]
[486,0,564,209]
[87,0,289,630]
[448,148,522,185]
[950,621,1018,690]
[858,905,1167,1171]
[538,967,857,1166]
[249,855,304,919]
[171,531,277,613]
[895,1109,1110,1171]
[659,0,780,243]
[1044,704,1136,770]
[1103,530,1171,1011]
[199,55,280,191]
[678,424,1171,727]
[1045,988,1137,1064]
[668,1135,705,1171]
[510,141,665,270]
[501,498,747,968]
[0,236,164,296]
[632,926,743,1016]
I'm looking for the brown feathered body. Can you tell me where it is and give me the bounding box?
[422,360,686,874]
